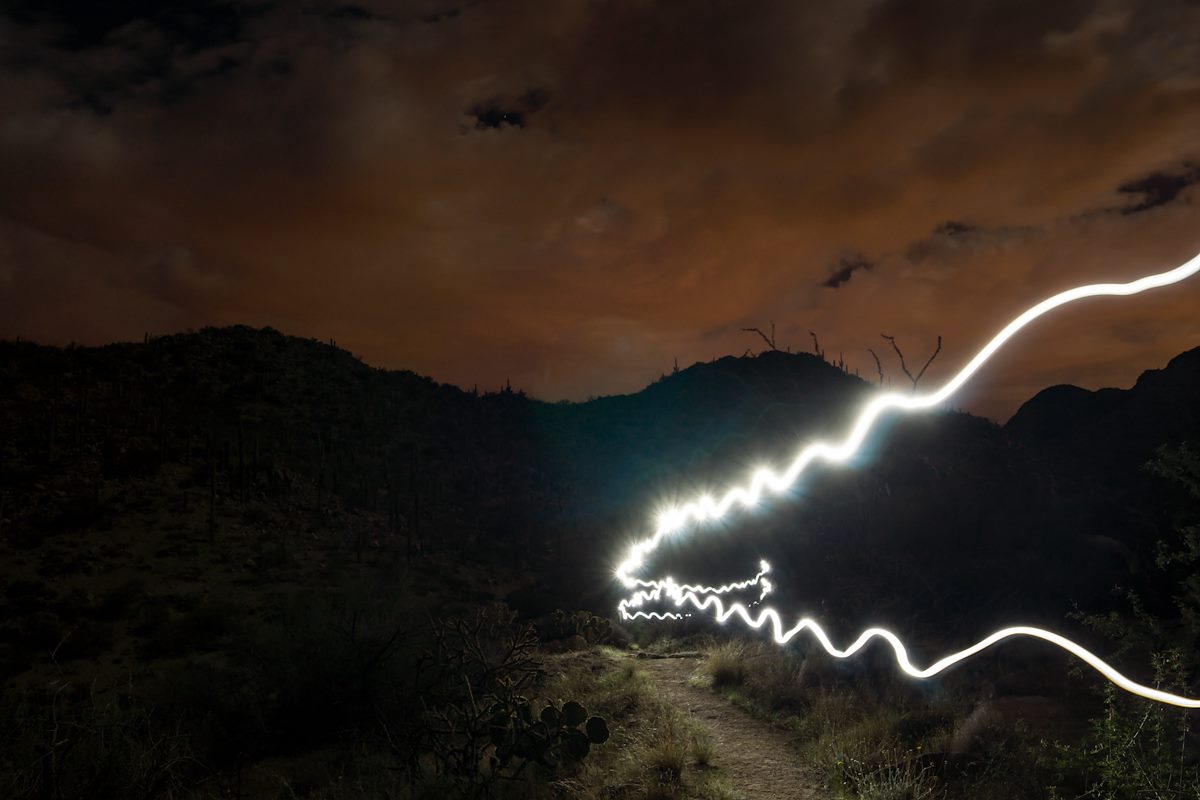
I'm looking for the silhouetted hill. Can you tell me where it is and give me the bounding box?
[539,350,872,516]
[1006,345,1200,480]
[4,327,1199,691]
[6,326,1200,795]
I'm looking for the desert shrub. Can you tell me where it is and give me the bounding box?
[40,489,112,531]
[543,609,617,645]
[697,638,1006,799]
[0,685,195,800]
[241,501,272,527]
[139,585,421,770]
[37,548,92,579]
[146,658,265,768]
[745,645,807,712]
[137,599,240,658]
[399,605,540,780]
[93,578,146,620]
[0,642,34,680]
[240,585,421,753]
[648,725,687,786]
[53,620,117,662]
[130,597,171,638]
[104,443,161,480]
[366,604,612,797]
[1040,445,1200,799]
[4,578,54,616]
[704,640,749,688]
[2,611,64,661]
[690,725,715,767]
[1043,651,1200,800]
[175,599,239,644]
[838,745,944,800]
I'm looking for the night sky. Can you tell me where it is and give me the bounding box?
[2,1,1198,420]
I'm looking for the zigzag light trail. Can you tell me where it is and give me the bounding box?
[616,250,1200,708]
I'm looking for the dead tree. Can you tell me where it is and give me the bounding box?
[866,348,884,385]
[881,334,942,391]
[809,331,824,360]
[741,321,778,351]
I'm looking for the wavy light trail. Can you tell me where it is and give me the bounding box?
[616,251,1200,708]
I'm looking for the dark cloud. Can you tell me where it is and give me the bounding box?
[330,5,378,22]
[1,0,1199,421]
[420,7,461,25]
[1117,163,1200,214]
[822,254,873,289]
[5,0,250,52]
[466,88,550,130]
[469,104,525,130]
[932,221,979,238]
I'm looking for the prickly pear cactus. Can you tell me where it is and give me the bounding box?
[488,696,611,772]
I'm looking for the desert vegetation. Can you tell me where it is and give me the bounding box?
[670,443,1200,800]
[2,328,1200,798]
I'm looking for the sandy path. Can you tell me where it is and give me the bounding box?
[639,656,827,800]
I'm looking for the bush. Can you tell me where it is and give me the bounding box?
[53,621,117,662]
[93,578,146,620]
[1043,652,1200,799]
[137,599,239,658]
[543,609,617,645]
[704,640,748,688]
[648,731,687,786]
[838,746,944,800]
[1041,445,1200,799]
[0,686,195,799]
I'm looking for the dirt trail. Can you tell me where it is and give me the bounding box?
[639,656,827,799]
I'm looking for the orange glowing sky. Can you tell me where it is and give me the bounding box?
[2,0,1199,419]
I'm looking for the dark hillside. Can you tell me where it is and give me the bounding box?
[1007,345,1200,479]
[6,328,1194,629]
[3,327,1200,797]
[3,327,1179,631]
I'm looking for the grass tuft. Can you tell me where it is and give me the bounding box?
[704,640,749,687]
[540,649,729,800]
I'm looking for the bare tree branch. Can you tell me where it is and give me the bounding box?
[881,334,942,390]
[912,335,942,387]
[881,334,913,385]
[866,348,884,385]
[741,322,777,351]
[809,331,823,359]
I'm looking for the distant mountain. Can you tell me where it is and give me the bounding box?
[1006,346,1200,480]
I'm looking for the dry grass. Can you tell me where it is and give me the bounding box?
[703,640,750,688]
[695,638,1051,800]
[689,724,716,767]
[538,648,737,800]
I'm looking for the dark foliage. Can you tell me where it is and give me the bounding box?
[3,327,1200,798]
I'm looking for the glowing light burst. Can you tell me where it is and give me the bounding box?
[616,251,1200,708]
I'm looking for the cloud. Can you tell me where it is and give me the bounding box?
[822,254,874,289]
[1117,163,1200,214]
[0,0,1198,420]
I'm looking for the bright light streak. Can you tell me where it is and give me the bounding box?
[616,251,1200,708]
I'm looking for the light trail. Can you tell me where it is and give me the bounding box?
[616,250,1200,708]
